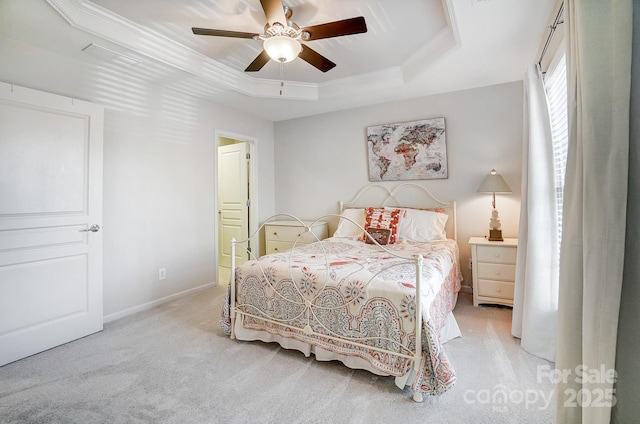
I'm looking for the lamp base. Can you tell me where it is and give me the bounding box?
[488,230,504,241]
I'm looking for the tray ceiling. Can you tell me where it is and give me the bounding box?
[2,0,556,121]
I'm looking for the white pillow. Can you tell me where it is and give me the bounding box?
[333,208,366,238]
[389,207,448,242]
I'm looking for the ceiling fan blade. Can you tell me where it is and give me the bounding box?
[245,50,271,72]
[192,28,258,39]
[302,16,367,41]
[260,0,287,26]
[298,45,336,72]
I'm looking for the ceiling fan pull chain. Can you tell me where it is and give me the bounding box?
[279,59,284,96]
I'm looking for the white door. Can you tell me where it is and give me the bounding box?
[218,142,250,284]
[0,82,104,366]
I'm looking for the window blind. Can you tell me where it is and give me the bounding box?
[544,54,568,242]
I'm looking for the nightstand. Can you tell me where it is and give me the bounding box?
[469,236,518,307]
[264,221,328,254]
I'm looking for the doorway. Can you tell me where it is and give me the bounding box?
[216,132,256,285]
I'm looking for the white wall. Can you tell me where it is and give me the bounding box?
[100,93,274,319]
[274,82,523,286]
[0,15,276,319]
[0,1,520,313]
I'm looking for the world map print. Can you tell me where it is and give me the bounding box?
[367,117,447,181]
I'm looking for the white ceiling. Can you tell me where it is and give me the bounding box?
[0,0,556,121]
[91,0,450,84]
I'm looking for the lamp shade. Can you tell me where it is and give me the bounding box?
[263,36,302,63]
[477,169,512,194]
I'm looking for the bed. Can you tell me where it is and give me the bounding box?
[220,183,462,401]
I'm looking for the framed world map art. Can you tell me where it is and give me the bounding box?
[366,117,448,181]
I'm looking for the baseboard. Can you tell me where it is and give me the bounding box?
[460,284,473,294]
[103,282,217,323]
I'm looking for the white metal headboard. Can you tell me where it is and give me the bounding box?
[338,183,457,241]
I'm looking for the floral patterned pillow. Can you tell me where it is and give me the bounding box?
[362,207,403,244]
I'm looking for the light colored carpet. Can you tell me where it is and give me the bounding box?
[0,286,555,424]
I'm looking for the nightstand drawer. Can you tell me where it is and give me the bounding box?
[268,240,297,253]
[476,245,517,264]
[267,225,311,242]
[265,225,310,242]
[477,279,514,300]
[264,221,328,254]
[477,263,516,282]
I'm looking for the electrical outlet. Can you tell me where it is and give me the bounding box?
[159,268,166,280]
[468,259,473,270]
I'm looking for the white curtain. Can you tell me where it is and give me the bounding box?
[611,2,640,422]
[511,65,559,362]
[555,0,632,423]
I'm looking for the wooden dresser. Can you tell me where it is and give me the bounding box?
[469,236,518,307]
[264,221,328,254]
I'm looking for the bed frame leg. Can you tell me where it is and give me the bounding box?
[412,254,424,404]
[230,237,236,340]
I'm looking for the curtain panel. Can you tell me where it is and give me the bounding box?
[512,64,559,362]
[611,1,640,422]
[555,0,632,423]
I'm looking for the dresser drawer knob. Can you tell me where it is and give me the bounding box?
[495,270,501,275]
[496,288,502,292]
[273,232,278,236]
[494,253,500,258]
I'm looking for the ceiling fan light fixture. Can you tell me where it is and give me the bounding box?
[193,2,368,73]
[263,35,302,63]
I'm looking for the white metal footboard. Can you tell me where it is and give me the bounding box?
[229,213,428,402]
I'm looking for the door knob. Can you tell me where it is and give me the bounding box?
[81,224,101,233]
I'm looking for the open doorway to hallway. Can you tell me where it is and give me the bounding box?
[216,132,257,285]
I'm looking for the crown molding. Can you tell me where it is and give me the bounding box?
[400,0,461,80]
[318,0,459,100]
[319,67,405,99]
[45,0,459,103]
[46,0,318,100]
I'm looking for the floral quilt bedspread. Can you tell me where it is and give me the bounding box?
[220,237,462,395]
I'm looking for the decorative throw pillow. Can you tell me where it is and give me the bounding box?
[386,207,448,242]
[364,228,391,245]
[362,207,403,244]
[333,208,366,239]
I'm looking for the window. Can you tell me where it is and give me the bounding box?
[544,52,568,242]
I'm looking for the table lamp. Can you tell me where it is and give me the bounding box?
[477,169,512,241]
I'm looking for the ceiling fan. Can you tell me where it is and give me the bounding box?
[192,0,367,73]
